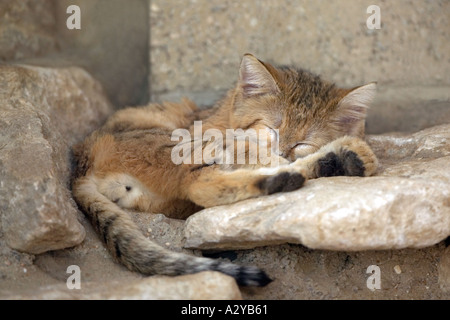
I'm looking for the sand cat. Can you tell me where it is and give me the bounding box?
[72,54,378,286]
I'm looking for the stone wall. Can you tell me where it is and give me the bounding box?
[150,0,450,133]
[0,0,149,108]
[0,0,57,61]
[55,0,149,108]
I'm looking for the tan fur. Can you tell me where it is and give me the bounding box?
[71,54,378,286]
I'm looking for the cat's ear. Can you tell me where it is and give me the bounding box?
[238,54,280,97]
[333,82,377,136]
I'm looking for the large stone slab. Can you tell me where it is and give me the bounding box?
[0,64,114,254]
[3,271,242,300]
[184,124,450,251]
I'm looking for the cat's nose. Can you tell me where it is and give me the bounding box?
[277,150,288,158]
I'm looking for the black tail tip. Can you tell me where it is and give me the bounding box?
[236,267,273,287]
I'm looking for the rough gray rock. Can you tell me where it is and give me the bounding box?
[0,64,114,254]
[3,271,242,300]
[184,124,450,251]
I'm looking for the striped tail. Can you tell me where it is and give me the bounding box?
[72,175,272,286]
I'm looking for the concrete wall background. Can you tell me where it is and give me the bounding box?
[150,0,450,133]
[151,0,448,93]
[0,0,149,109]
[55,0,149,108]
[0,0,57,61]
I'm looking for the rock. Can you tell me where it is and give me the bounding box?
[0,64,114,254]
[3,271,242,300]
[183,124,450,251]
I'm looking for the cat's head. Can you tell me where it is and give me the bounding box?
[231,53,376,161]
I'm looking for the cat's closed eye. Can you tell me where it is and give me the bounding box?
[293,143,318,158]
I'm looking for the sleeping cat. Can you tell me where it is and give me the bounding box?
[72,54,378,286]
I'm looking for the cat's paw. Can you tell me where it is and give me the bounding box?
[316,150,364,177]
[256,171,305,195]
[316,137,378,177]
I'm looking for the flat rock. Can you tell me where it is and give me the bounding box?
[184,124,450,251]
[0,64,113,254]
[3,271,242,300]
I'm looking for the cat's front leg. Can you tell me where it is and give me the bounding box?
[186,165,306,208]
[293,136,378,179]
